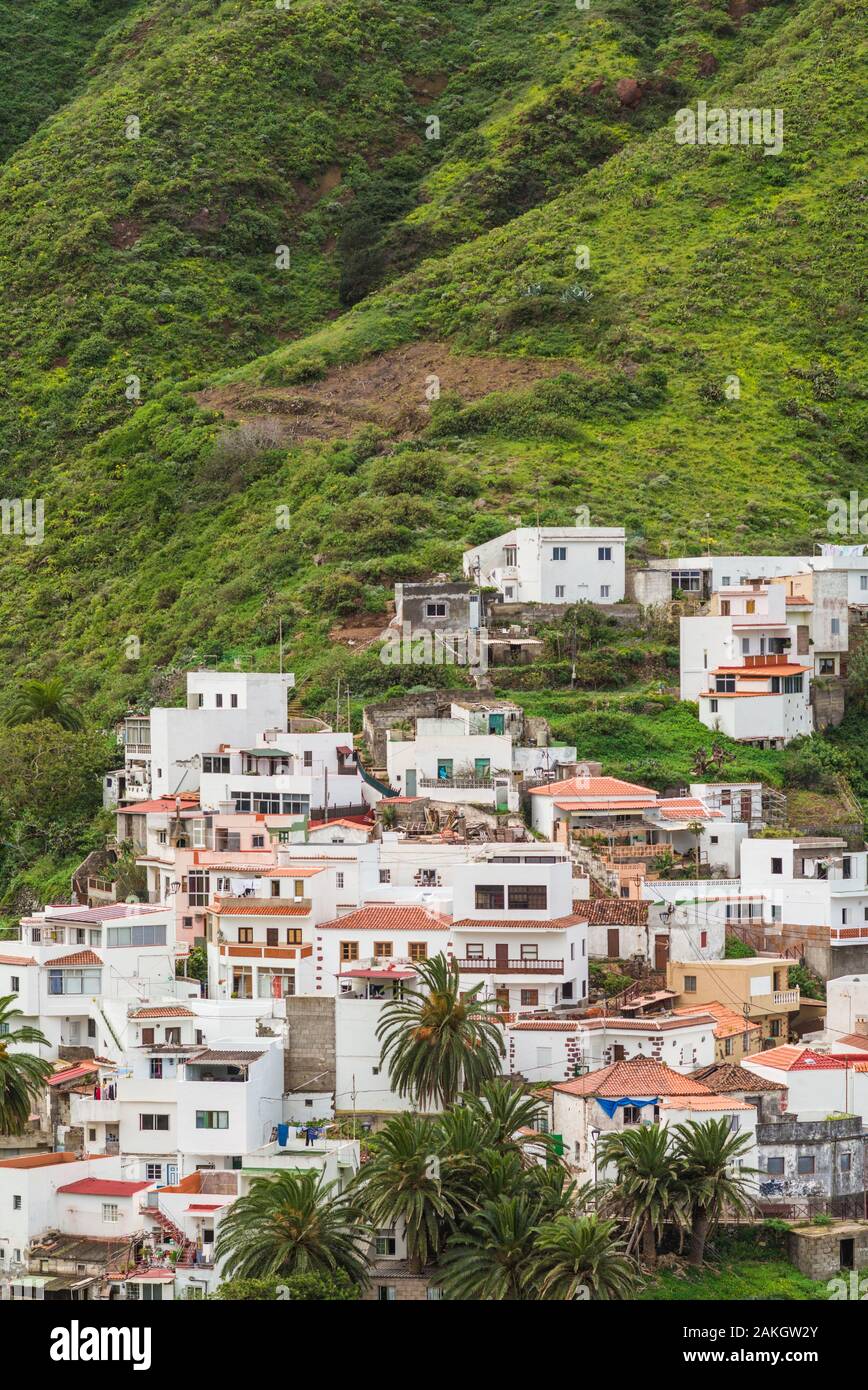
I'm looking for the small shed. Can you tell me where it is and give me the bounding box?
[787,1220,868,1281]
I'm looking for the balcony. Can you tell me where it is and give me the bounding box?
[456,958,564,975]
[220,943,312,961]
[830,924,868,944]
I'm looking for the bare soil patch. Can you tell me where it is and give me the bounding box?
[197,341,582,444]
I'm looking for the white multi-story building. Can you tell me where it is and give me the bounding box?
[506,1011,718,1085]
[105,670,296,806]
[740,837,868,945]
[0,903,182,1060]
[463,525,626,605]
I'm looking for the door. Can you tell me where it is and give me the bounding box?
[69,1021,81,1044]
[405,769,417,797]
[607,928,620,959]
[654,934,669,971]
[495,781,509,811]
[489,713,505,734]
[840,1238,855,1270]
[266,927,279,946]
[740,792,752,821]
[495,988,510,1011]
[166,1164,178,1186]
[495,943,509,969]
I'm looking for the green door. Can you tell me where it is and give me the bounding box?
[489,713,505,734]
[405,769,416,796]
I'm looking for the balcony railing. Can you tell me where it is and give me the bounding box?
[419,776,504,790]
[831,925,868,943]
[456,958,564,975]
[771,989,800,1007]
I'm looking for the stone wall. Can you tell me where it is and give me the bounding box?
[787,1223,868,1280]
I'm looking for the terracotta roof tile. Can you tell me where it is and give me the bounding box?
[208,901,311,917]
[584,900,649,926]
[529,776,657,798]
[57,1178,153,1197]
[316,905,450,932]
[452,914,585,931]
[552,1058,713,1098]
[659,1095,754,1111]
[48,950,103,967]
[691,1062,786,1093]
[128,1006,196,1019]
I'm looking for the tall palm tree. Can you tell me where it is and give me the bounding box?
[686,819,705,879]
[436,1195,542,1301]
[3,678,82,731]
[672,1117,756,1266]
[462,1078,552,1157]
[532,1214,637,1300]
[597,1123,682,1267]
[353,1113,468,1272]
[0,996,52,1135]
[376,953,505,1110]
[214,1169,369,1284]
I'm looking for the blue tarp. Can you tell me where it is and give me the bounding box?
[595,1096,659,1118]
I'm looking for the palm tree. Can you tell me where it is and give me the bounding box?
[687,820,705,879]
[532,1214,637,1300]
[462,1078,551,1157]
[597,1123,682,1267]
[672,1118,756,1266]
[0,997,52,1135]
[214,1169,369,1284]
[353,1113,467,1272]
[3,678,82,731]
[436,1195,542,1300]
[376,953,505,1110]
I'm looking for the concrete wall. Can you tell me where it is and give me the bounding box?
[283,996,336,1095]
[757,1117,865,1206]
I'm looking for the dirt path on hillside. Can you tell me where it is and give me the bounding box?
[196,342,581,444]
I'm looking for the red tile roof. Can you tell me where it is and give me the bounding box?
[584,900,649,926]
[128,1006,196,1019]
[710,663,811,676]
[659,1095,754,1112]
[552,1058,713,1098]
[47,1062,100,1087]
[578,1013,717,1033]
[208,901,311,917]
[746,1045,868,1072]
[118,796,199,816]
[0,1151,99,1170]
[691,1063,786,1093]
[452,914,585,931]
[0,953,36,966]
[57,1178,153,1197]
[675,1001,763,1040]
[508,1021,579,1031]
[655,798,723,821]
[316,905,450,932]
[529,776,658,798]
[48,950,103,967]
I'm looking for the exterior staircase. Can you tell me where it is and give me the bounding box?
[145,1204,197,1267]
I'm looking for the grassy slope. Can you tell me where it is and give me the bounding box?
[0,0,863,751]
[0,0,139,161]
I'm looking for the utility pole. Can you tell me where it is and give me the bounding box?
[279,617,283,674]
[351,1073,357,1141]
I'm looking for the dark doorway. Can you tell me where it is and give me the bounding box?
[840,1238,855,1270]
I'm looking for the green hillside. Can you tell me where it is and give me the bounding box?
[0,0,865,905]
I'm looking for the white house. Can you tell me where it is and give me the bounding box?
[740,837,868,943]
[463,525,626,605]
[0,1152,143,1275]
[551,1058,758,1186]
[506,1011,717,1085]
[106,670,296,806]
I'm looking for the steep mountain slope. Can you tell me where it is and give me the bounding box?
[0,0,863,730]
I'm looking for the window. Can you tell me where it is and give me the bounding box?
[202,756,230,774]
[340,942,359,962]
[622,1106,642,1126]
[427,1288,442,1301]
[842,856,852,880]
[700,930,708,949]
[683,975,697,993]
[286,928,302,945]
[721,576,731,587]
[769,1019,782,1038]
[195,1111,229,1130]
[475,885,505,910]
[377,1286,396,1302]
[238,928,253,944]
[12,1195,21,1211]
[375,1230,397,1257]
[252,835,265,849]
[102,1203,119,1223]
[336,872,345,890]
[141,1027,155,1045]
[231,693,238,708]
[374,942,393,958]
[715,675,736,693]
[600,585,610,599]
[106,923,167,946]
[139,1114,170,1131]
[520,944,539,960]
[149,1059,163,1080]
[766,1156,785,1175]
[555,585,565,598]
[426,603,447,617]
[379,870,391,885]
[831,618,840,636]
[303,750,313,769]
[552,546,567,561]
[215,693,223,708]
[165,1028,180,1045]
[520,990,539,1007]
[797,1155,815,1175]
[10,976,19,993]
[409,942,428,962]
[507,885,547,910]
[271,880,281,898]
[724,1036,733,1057]
[48,967,102,995]
[598,546,612,561]
[437,758,453,780]
[465,944,484,959]
[145,1164,162,1181]
[709,699,719,714]
[504,545,517,567]
[771,857,783,875]
[841,1152,852,1173]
